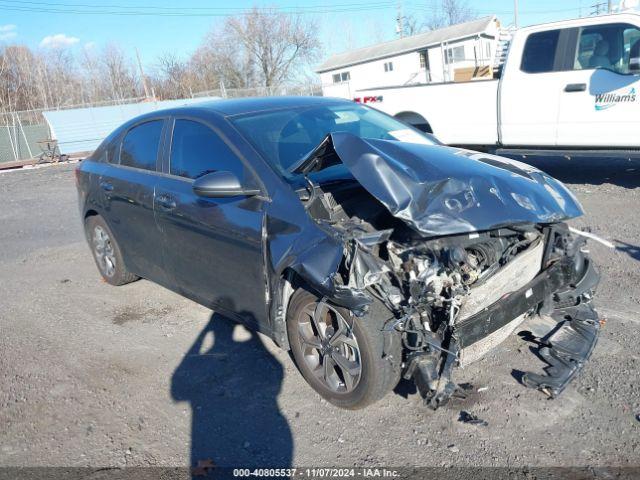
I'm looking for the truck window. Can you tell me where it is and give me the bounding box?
[573,23,640,74]
[521,30,560,73]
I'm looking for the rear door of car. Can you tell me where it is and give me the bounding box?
[154,116,269,328]
[97,117,168,284]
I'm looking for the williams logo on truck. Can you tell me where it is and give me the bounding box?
[595,87,637,111]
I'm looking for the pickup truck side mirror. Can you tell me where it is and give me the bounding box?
[192,171,261,198]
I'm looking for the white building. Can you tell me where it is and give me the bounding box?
[317,16,501,99]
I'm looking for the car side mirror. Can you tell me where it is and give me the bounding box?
[192,171,261,198]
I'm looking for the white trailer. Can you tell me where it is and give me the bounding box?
[352,13,640,154]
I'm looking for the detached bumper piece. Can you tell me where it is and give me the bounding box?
[521,254,601,398]
[522,304,600,397]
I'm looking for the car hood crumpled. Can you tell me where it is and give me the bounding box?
[326,132,584,237]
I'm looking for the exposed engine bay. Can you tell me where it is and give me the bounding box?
[298,176,601,408]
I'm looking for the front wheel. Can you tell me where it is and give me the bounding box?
[287,288,402,409]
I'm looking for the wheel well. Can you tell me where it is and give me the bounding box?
[84,209,99,220]
[394,111,432,134]
[272,268,320,351]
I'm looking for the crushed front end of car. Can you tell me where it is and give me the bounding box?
[289,132,601,408]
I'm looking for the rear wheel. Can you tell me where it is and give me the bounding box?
[287,288,402,409]
[85,215,138,286]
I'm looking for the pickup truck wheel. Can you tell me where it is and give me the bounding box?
[287,288,402,409]
[85,215,138,286]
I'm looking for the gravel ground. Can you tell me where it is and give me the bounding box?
[0,158,639,469]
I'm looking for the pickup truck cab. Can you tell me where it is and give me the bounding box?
[357,13,640,150]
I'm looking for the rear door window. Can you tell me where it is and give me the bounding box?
[120,120,163,171]
[169,119,244,180]
[521,30,561,73]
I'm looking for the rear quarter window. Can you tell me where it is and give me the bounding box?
[521,30,560,73]
[120,120,163,171]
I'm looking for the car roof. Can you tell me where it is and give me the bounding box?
[110,96,356,143]
[139,96,352,121]
[195,95,352,116]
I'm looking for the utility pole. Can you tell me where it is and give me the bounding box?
[608,0,613,12]
[514,0,519,28]
[134,47,152,100]
[590,2,607,15]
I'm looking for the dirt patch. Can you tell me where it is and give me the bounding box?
[112,305,174,326]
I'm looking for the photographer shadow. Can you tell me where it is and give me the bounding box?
[171,312,292,471]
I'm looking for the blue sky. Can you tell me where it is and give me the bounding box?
[0,0,590,70]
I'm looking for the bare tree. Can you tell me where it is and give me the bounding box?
[226,7,320,88]
[150,53,191,99]
[425,0,476,30]
[193,25,257,90]
[0,6,322,113]
[99,44,140,101]
[399,15,423,37]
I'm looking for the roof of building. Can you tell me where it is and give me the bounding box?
[316,15,497,73]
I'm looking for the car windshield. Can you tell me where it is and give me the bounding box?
[230,103,436,177]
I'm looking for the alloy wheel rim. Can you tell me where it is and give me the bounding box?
[92,226,116,278]
[296,300,362,394]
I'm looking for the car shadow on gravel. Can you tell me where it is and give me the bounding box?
[171,312,292,471]
[501,154,640,189]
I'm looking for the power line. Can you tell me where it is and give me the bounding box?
[0,0,400,16]
[590,2,608,15]
[0,0,397,9]
[0,0,589,21]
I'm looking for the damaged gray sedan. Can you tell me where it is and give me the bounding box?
[77,96,601,410]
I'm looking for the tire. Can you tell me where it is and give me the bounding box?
[84,215,139,286]
[287,288,402,409]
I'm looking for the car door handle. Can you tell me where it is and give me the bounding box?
[100,181,114,192]
[564,83,587,92]
[157,195,176,211]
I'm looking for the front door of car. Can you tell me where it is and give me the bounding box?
[97,118,168,284]
[556,22,640,147]
[154,117,268,328]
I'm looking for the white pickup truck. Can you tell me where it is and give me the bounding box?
[357,13,640,153]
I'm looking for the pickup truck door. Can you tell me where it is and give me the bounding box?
[556,22,640,147]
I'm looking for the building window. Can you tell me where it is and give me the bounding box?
[332,71,350,83]
[384,61,393,72]
[419,52,429,70]
[445,45,465,64]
